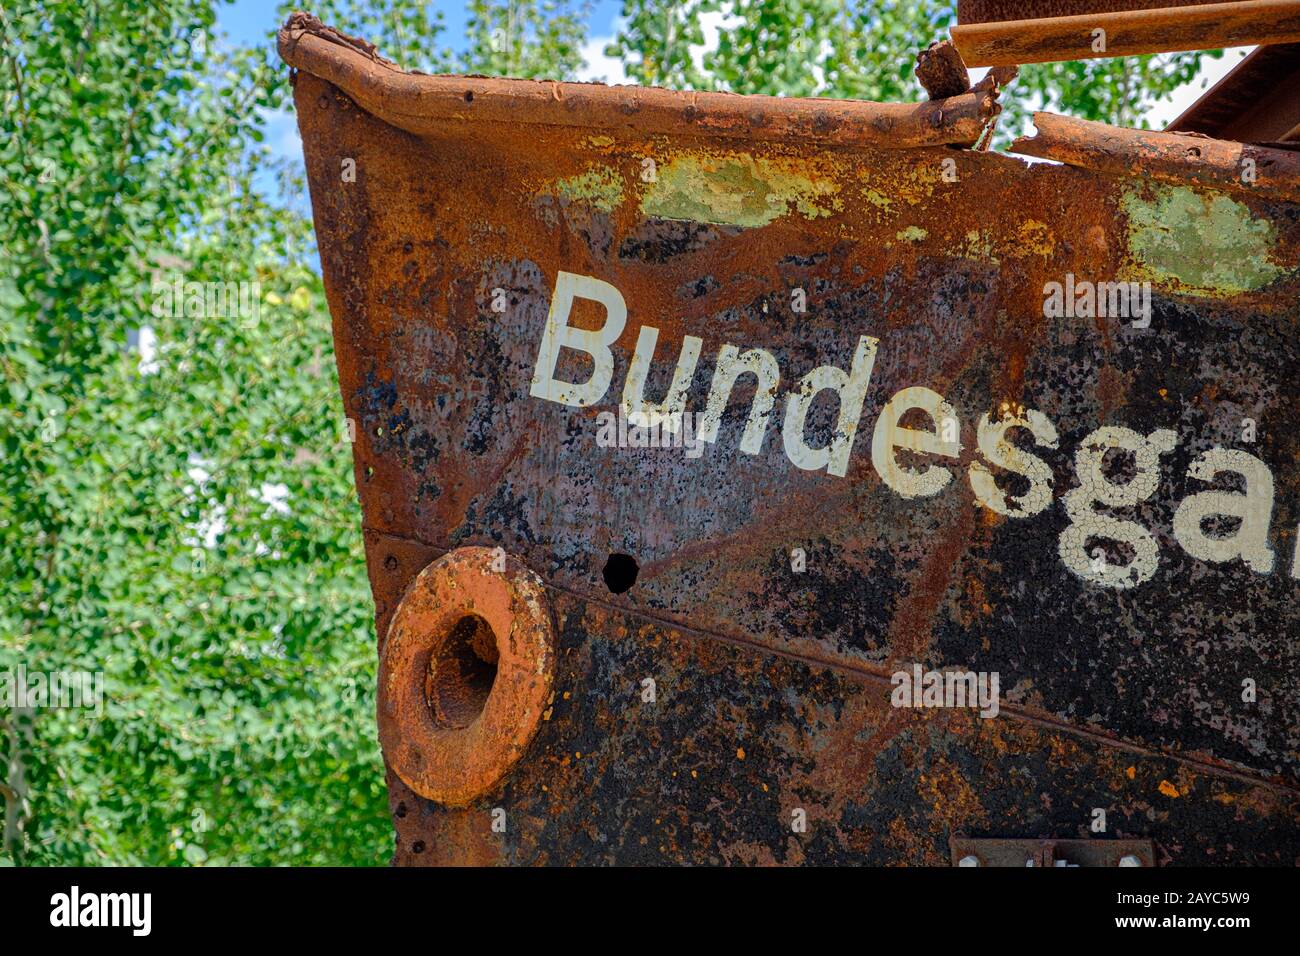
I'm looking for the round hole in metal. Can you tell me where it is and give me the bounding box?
[426,613,499,730]
[602,552,638,594]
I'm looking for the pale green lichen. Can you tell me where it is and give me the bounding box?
[864,189,893,210]
[1121,185,1284,296]
[642,153,839,227]
[962,229,999,263]
[547,166,624,213]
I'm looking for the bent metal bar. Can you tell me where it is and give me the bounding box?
[280,13,1300,865]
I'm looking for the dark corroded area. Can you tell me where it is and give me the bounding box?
[287,22,1300,864]
[371,534,1297,866]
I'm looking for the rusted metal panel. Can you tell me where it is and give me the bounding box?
[1167,43,1300,144]
[281,15,1300,866]
[959,0,1229,21]
[949,836,1156,866]
[952,0,1300,66]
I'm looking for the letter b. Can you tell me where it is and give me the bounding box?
[529,272,627,407]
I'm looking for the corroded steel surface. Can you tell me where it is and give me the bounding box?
[951,1,1300,66]
[958,0,1230,21]
[1012,112,1300,204]
[282,16,1300,865]
[1167,42,1300,144]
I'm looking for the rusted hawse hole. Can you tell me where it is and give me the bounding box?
[378,547,555,805]
[426,614,499,729]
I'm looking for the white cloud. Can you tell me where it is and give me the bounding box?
[576,36,629,84]
[260,107,302,162]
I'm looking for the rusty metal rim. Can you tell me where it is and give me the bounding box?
[957,0,1227,21]
[951,0,1300,66]
[377,547,556,807]
[279,12,1300,203]
[277,12,1000,149]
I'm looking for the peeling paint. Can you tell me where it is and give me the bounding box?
[861,164,942,209]
[642,152,839,227]
[1122,184,1285,295]
[546,166,624,213]
[960,228,999,262]
[864,188,893,211]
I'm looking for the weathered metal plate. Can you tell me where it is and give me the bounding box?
[958,0,1229,21]
[281,16,1300,865]
[1167,42,1300,143]
[949,835,1156,867]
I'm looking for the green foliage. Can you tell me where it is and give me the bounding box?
[288,0,592,78]
[464,0,592,78]
[1001,51,1222,139]
[0,0,386,865]
[708,0,954,100]
[605,0,717,89]
[607,0,956,98]
[0,0,1223,866]
[282,0,456,73]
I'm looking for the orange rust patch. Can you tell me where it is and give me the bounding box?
[378,546,556,806]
